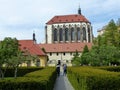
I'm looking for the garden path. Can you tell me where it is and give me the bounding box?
[53,66,74,90]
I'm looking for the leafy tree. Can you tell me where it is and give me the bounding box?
[80,19,120,66]
[82,45,89,54]
[80,45,90,65]
[0,37,19,79]
[116,18,120,26]
[8,50,26,78]
[72,50,80,66]
[104,19,118,46]
[84,45,120,66]
[80,53,91,65]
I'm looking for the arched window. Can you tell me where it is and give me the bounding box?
[71,28,75,41]
[88,27,91,42]
[77,27,80,40]
[83,27,86,40]
[53,28,57,41]
[65,28,69,41]
[59,28,63,41]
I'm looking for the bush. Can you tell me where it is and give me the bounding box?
[68,66,120,90]
[0,67,57,90]
[98,66,120,72]
[4,67,43,77]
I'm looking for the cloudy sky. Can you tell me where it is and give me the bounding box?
[0,0,120,43]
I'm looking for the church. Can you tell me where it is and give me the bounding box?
[39,7,93,66]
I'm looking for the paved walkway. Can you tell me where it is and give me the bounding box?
[53,66,74,90]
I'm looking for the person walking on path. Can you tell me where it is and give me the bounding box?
[56,63,60,76]
[54,65,74,90]
[63,64,67,76]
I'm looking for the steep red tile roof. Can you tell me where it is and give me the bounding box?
[39,43,92,53]
[47,14,90,24]
[19,40,46,56]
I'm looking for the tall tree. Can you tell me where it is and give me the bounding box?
[0,37,19,79]
[82,45,89,54]
[104,19,118,46]
[80,45,90,65]
[8,50,26,78]
[72,50,80,66]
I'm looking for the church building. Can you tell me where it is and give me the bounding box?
[39,7,93,66]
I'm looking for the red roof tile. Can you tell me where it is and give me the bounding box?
[19,40,46,56]
[39,43,92,53]
[46,14,90,24]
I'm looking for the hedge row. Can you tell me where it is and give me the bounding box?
[0,67,57,90]
[4,67,43,77]
[98,66,120,72]
[68,66,120,90]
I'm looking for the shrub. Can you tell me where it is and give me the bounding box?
[4,67,43,77]
[98,66,120,72]
[0,67,57,90]
[68,66,120,90]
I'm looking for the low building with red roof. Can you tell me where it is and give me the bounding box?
[19,40,47,67]
[39,42,92,66]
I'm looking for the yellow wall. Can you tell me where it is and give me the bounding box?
[20,55,47,67]
[39,56,47,67]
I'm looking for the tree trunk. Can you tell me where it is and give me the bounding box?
[0,68,2,79]
[1,72,4,79]
[0,69,4,79]
[14,66,18,78]
[0,65,4,79]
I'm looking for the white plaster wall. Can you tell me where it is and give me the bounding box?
[47,22,92,43]
[47,52,81,62]
[47,25,52,43]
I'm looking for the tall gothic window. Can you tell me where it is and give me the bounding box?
[83,27,86,41]
[71,28,75,41]
[77,27,80,41]
[54,28,57,41]
[88,27,91,42]
[65,28,69,41]
[59,28,63,41]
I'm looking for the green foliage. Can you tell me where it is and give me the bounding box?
[0,67,56,90]
[95,19,120,48]
[68,66,120,90]
[104,19,118,46]
[4,67,43,77]
[0,37,19,78]
[82,45,89,54]
[84,45,120,66]
[80,53,91,65]
[72,50,80,66]
[98,66,120,72]
[0,37,39,78]
[80,45,90,65]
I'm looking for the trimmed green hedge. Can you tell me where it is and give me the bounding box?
[68,66,120,90]
[98,66,120,72]
[4,67,43,77]
[0,67,57,90]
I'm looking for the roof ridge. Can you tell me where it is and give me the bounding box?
[46,14,90,24]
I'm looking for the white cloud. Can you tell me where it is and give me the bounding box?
[0,0,120,43]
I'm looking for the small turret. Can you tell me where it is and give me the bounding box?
[33,31,36,44]
[78,4,81,15]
